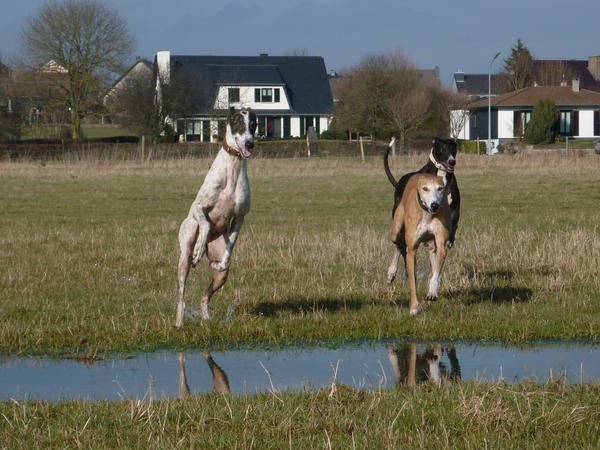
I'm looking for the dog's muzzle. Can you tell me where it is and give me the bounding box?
[235,137,254,159]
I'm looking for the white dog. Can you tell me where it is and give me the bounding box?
[175,107,257,327]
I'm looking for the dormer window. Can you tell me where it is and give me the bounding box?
[228,88,240,103]
[254,87,280,103]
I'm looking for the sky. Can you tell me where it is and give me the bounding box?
[1,0,599,86]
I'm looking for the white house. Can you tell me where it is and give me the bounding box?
[452,79,600,141]
[155,51,333,141]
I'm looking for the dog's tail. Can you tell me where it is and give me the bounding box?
[383,145,399,189]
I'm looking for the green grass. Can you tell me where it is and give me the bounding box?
[0,382,598,448]
[0,154,599,356]
[81,126,138,139]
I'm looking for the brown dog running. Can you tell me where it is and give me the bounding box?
[387,173,451,315]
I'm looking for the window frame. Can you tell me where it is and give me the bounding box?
[228,87,240,103]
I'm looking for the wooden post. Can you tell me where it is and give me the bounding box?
[359,136,365,162]
[566,136,569,152]
[476,137,480,155]
[141,135,146,160]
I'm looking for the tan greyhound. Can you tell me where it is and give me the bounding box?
[387,173,451,315]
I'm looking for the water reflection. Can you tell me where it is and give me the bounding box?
[1,341,598,401]
[178,352,231,397]
[387,344,461,386]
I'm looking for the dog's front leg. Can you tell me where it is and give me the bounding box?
[211,215,244,272]
[406,249,420,315]
[191,207,211,266]
[426,236,447,301]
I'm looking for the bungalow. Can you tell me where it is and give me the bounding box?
[451,79,600,142]
[155,51,333,141]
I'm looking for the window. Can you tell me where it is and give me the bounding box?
[560,111,572,134]
[283,116,290,137]
[261,88,272,102]
[228,88,240,103]
[254,87,275,102]
[594,111,600,136]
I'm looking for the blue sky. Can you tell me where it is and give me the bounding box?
[1,0,598,85]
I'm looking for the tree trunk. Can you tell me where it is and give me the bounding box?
[71,109,81,141]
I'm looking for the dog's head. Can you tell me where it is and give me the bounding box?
[416,174,446,214]
[226,107,257,159]
[430,138,457,173]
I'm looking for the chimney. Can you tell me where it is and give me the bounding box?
[588,55,600,81]
[259,53,268,57]
[572,77,580,92]
[454,70,465,83]
[560,78,567,87]
[156,50,170,84]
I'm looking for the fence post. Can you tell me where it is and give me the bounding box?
[359,136,365,162]
[141,135,146,160]
[477,137,480,155]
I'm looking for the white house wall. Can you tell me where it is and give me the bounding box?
[319,116,330,133]
[214,86,290,110]
[291,117,301,137]
[578,109,594,137]
[497,110,514,139]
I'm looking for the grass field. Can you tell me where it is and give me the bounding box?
[0,382,597,448]
[0,153,599,356]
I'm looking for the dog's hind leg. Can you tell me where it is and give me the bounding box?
[176,218,198,328]
[387,245,401,284]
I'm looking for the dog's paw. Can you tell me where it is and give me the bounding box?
[409,305,422,316]
[210,261,228,272]
[386,268,397,284]
[425,293,438,302]
[446,241,454,250]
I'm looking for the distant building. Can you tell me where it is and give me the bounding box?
[155,51,334,141]
[451,79,600,141]
[452,71,503,100]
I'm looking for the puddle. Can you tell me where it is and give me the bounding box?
[1,341,598,401]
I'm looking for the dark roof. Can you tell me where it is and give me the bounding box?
[531,59,600,91]
[210,65,285,85]
[111,58,153,89]
[454,73,503,96]
[467,85,600,109]
[170,55,333,115]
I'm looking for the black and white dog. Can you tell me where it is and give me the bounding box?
[384,138,461,248]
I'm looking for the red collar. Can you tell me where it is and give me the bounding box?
[222,138,241,158]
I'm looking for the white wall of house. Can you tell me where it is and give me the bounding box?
[291,116,301,137]
[578,109,595,137]
[498,110,514,139]
[214,86,290,110]
[319,116,330,133]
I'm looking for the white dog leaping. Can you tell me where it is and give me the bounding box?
[175,107,257,328]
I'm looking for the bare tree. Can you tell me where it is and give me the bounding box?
[533,60,575,86]
[107,66,204,142]
[333,51,447,145]
[448,93,470,140]
[21,0,134,140]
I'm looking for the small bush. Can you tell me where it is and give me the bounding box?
[524,100,558,144]
[320,129,347,140]
[456,139,486,154]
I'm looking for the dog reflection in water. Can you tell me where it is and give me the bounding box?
[387,343,461,386]
[178,352,231,397]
